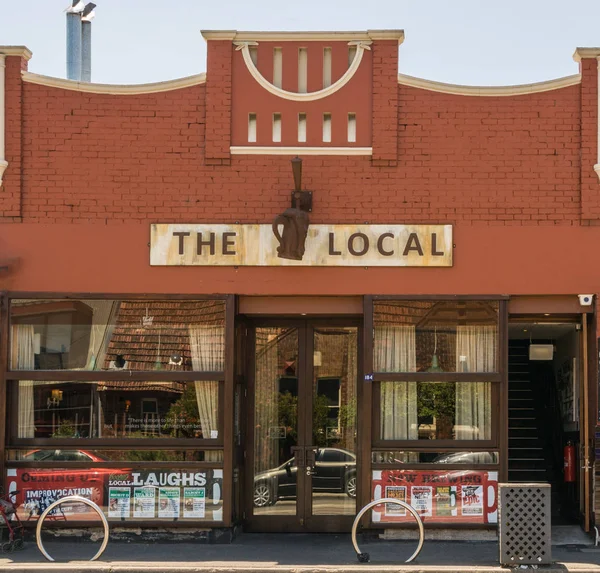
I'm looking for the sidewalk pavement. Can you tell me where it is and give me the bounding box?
[0,533,598,573]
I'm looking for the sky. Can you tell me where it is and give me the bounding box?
[0,0,599,86]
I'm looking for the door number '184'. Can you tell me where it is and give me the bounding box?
[364,373,374,382]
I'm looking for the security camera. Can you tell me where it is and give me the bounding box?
[578,294,594,306]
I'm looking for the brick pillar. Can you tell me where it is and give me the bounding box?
[204,37,233,166]
[580,56,600,221]
[0,49,30,221]
[371,39,399,167]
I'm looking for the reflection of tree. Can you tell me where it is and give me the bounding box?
[164,385,200,438]
[278,391,298,442]
[52,419,78,438]
[339,396,357,431]
[418,382,455,439]
[312,394,330,447]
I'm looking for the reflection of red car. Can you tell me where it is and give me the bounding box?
[23,449,108,463]
[9,450,120,520]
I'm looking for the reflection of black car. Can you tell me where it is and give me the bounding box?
[432,452,497,464]
[253,448,356,507]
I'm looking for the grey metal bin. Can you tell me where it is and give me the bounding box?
[498,483,552,566]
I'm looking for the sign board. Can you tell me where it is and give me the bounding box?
[150,224,453,267]
[371,469,498,524]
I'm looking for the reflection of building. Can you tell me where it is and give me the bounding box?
[0,27,598,539]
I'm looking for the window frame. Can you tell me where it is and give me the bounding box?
[368,296,508,452]
[4,293,231,450]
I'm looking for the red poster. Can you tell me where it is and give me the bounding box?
[371,469,498,524]
[6,467,108,522]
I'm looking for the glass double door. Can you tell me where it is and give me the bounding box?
[247,319,359,532]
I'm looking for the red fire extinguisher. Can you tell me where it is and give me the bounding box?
[564,441,576,482]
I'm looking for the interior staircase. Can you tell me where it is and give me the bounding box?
[507,341,557,486]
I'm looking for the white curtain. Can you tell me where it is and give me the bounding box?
[84,301,119,370]
[455,326,495,440]
[189,325,224,462]
[11,325,35,438]
[253,328,281,474]
[375,325,417,440]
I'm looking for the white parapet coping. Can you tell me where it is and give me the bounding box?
[21,72,206,94]
[398,73,581,96]
[230,146,373,156]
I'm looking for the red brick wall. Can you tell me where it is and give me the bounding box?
[372,40,399,166]
[11,78,582,226]
[19,82,206,223]
[204,39,232,166]
[1,55,28,222]
[580,58,599,222]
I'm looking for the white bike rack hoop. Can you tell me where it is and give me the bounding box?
[35,495,109,562]
[351,498,424,564]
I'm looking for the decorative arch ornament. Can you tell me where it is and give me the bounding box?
[233,40,371,101]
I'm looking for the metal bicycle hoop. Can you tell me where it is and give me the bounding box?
[351,498,425,563]
[35,496,109,562]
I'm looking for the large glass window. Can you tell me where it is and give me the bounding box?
[380,381,492,441]
[372,298,502,447]
[14,380,219,441]
[10,300,225,372]
[374,301,499,373]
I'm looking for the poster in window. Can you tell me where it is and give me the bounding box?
[108,487,131,519]
[183,488,206,518]
[158,487,180,519]
[6,468,103,521]
[384,486,406,516]
[460,485,483,516]
[410,486,433,517]
[371,470,498,524]
[6,467,223,522]
[133,487,156,519]
[435,486,456,517]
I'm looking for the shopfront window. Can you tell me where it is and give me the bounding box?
[374,300,499,373]
[10,299,225,372]
[14,380,220,441]
[371,298,503,451]
[5,296,231,526]
[379,381,493,441]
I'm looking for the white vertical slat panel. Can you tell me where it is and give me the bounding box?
[323,113,332,143]
[298,113,307,143]
[298,48,308,93]
[273,48,282,88]
[272,113,282,143]
[323,47,332,88]
[248,113,257,143]
[347,113,356,143]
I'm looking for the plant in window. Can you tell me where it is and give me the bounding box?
[417,383,455,440]
[163,385,201,438]
[52,419,79,438]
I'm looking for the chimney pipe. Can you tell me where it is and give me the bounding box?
[80,3,96,82]
[81,20,92,82]
[66,11,82,80]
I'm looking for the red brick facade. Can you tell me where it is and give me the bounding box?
[0,29,598,536]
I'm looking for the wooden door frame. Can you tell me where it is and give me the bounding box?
[243,317,362,533]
